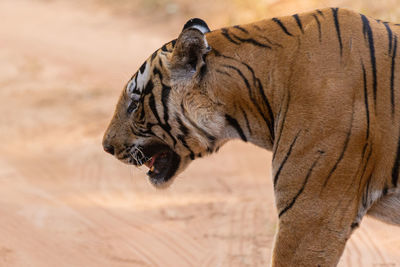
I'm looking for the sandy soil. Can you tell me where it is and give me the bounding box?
[0,0,399,266]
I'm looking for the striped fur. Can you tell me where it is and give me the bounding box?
[103,8,400,266]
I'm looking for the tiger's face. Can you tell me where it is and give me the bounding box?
[103,19,225,188]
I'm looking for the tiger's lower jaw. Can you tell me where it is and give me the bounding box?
[145,150,181,188]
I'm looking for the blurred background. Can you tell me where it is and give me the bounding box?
[1,0,400,266]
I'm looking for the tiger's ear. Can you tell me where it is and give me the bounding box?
[170,18,211,80]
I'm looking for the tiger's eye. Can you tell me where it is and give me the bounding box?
[127,101,138,114]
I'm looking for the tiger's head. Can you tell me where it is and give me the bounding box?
[102,19,227,188]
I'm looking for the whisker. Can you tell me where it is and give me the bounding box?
[127,146,151,167]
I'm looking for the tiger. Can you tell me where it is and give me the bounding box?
[102,7,400,266]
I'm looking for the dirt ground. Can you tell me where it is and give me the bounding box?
[1,0,400,266]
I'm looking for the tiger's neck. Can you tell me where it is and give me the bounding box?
[204,23,296,150]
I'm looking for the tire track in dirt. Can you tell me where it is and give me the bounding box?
[340,219,400,267]
[78,150,209,264]
[7,148,208,266]
[363,225,387,264]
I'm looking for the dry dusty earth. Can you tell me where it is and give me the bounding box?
[0,0,399,266]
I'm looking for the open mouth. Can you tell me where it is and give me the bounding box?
[137,143,181,186]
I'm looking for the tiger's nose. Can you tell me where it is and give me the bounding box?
[103,143,115,155]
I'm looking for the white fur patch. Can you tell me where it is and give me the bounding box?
[191,24,209,34]
[203,37,209,50]
[126,79,136,94]
[136,62,150,91]
[130,94,140,102]
[370,190,383,204]
[126,61,150,97]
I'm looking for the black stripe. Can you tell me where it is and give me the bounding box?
[272,18,293,36]
[161,84,171,125]
[361,15,378,106]
[151,51,158,62]
[137,128,154,138]
[224,65,251,90]
[358,148,373,195]
[148,94,162,124]
[176,115,190,135]
[161,43,168,52]
[241,62,275,137]
[383,184,388,195]
[230,32,272,49]
[317,9,324,17]
[392,131,400,187]
[240,107,252,135]
[383,22,393,54]
[216,69,231,76]
[273,93,290,160]
[233,25,248,34]
[361,142,368,162]
[139,62,147,74]
[177,135,195,160]
[395,24,400,26]
[134,74,138,88]
[258,35,283,48]
[171,39,177,48]
[323,105,354,187]
[279,155,321,217]
[352,140,371,199]
[215,52,275,139]
[273,131,300,187]
[358,149,372,205]
[391,35,397,116]
[129,125,152,138]
[148,93,177,146]
[362,173,373,208]
[225,114,247,142]
[312,14,322,42]
[361,62,370,139]
[351,222,359,230]
[175,117,195,160]
[143,79,154,96]
[223,64,274,140]
[152,68,175,137]
[332,8,343,56]
[221,28,241,44]
[293,14,304,34]
[153,67,163,81]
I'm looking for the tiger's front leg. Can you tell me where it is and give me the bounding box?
[271,207,352,267]
[271,148,365,266]
[272,217,349,267]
